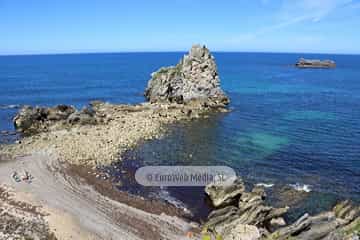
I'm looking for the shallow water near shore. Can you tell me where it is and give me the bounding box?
[1,52,360,220]
[106,119,348,222]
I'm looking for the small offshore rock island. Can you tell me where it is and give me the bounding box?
[0,45,359,240]
[295,58,336,68]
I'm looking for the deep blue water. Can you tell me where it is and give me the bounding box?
[1,52,360,219]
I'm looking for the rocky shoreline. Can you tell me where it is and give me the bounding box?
[1,101,228,166]
[1,45,229,167]
[0,45,359,239]
[203,177,360,240]
[0,45,228,239]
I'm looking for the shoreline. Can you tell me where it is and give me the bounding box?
[1,101,227,166]
[1,45,359,239]
[0,152,201,240]
[0,100,225,239]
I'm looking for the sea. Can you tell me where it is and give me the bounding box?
[1,52,359,221]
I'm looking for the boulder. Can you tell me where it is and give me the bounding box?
[205,177,245,207]
[145,44,229,108]
[295,58,336,68]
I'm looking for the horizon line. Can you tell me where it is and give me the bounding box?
[1,50,360,57]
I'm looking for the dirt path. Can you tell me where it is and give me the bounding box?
[0,152,199,240]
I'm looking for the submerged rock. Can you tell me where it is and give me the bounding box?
[145,44,229,107]
[295,58,336,68]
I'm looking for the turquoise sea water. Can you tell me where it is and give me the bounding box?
[1,52,359,220]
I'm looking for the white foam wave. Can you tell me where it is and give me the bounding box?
[255,183,274,188]
[289,183,312,193]
[0,104,20,110]
[152,187,191,214]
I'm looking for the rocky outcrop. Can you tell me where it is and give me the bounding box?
[205,177,245,207]
[204,177,289,239]
[13,46,230,136]
[14,105,76,134]
[295,58,336,68]
[266,200,360,240]
[145,44,229,108]
[5,101,228,166]
[204,178,360,240]
[13,104,99,134]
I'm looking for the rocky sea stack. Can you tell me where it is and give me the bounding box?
[145,44,230,107]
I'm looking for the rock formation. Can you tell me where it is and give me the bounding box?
[266,200,360,240]
[204,177,360,240]
[13,46,230,135]
[13,104,99,134]
[145,44,229,107]
[295,58,336,68]
[205,176,246,207]
[204,177,289,239]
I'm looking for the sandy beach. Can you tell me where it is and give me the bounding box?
[0,152,200,240]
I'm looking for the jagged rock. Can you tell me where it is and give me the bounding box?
[333,200,360,223]
[204,181,289,239]
[266,201,360,240]
[13,105,76,133]
[13,104,101,134]
[324,217,360,240]
[201,179,360,240]
[237,187,289,226]
[145,44,229,108]
[295,58,336,68]
[266,213,312,240]
[205,177,245,207]
[205,206,241,232]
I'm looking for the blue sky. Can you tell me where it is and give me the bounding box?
[0,0,359,55]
